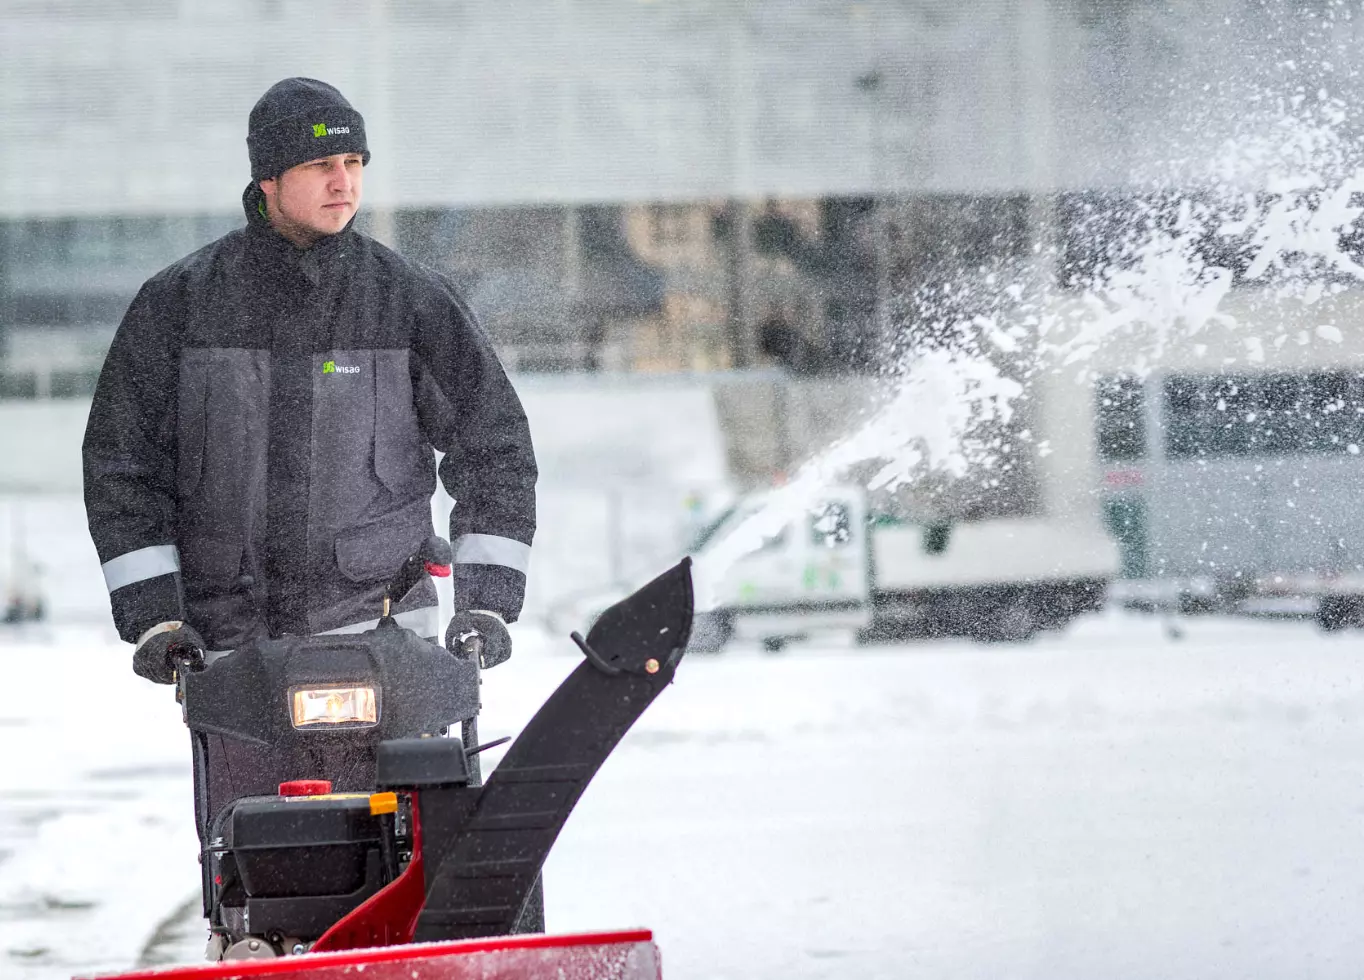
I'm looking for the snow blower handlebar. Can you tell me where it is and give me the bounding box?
[170,537,453,678]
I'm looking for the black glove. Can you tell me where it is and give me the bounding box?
[132,622,207,684]
[445,610,512,669]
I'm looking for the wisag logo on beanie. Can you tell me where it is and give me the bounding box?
[312,122,352,137]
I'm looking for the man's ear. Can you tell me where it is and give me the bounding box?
[258,177,277,206]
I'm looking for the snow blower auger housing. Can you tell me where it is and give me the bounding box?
[81,553,693,980]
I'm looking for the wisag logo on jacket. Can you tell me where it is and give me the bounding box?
[322,360,360,375]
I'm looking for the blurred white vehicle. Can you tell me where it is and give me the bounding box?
[687,484,1119,651]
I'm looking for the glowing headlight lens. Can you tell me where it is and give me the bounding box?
[290,686,378,728]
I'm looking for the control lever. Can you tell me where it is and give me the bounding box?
[383,535,453,619]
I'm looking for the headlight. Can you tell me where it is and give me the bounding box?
[290,686,378,729]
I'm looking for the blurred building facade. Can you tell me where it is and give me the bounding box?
[3,0,1350,392]
[9,0,1364,615]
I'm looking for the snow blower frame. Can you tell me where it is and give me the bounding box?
[80,556,694,980]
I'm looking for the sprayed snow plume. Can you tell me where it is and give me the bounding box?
[694,58,1364,597]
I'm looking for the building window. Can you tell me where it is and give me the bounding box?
[1095,375,1146,461]
[1163,371,1364,459]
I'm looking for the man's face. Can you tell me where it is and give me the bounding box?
[260,152,364,247]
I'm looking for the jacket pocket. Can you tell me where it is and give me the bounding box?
[177,350,210,498]
[373,350,429,495]
[334,499,431,584]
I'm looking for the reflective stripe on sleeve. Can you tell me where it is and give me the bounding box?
[453,533,531,574]
[317,605,440,641]
[101,544,181,594]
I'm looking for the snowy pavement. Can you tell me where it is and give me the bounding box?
[4,611,1364,979]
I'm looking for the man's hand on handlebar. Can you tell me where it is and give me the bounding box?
[133,621,207,684]
[445,610,512,669]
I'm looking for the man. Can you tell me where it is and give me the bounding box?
[83,77,536,697]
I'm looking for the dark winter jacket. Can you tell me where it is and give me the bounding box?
[83,185,537,650]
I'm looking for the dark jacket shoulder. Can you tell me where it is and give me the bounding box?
[135,229,249,304]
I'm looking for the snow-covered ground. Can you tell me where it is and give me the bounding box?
[4,610,1364,979]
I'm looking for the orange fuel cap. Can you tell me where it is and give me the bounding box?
[279,779,333,797]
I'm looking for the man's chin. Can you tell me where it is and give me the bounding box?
[317,208,353,232]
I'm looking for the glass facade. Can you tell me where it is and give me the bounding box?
[0,204,675,394]
[0,213,242,396]
[1095,375,1147,462]
[1163,372,1364,459]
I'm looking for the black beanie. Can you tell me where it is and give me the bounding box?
[247,77,370,182]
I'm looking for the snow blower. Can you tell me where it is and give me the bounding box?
[78,547,694,980]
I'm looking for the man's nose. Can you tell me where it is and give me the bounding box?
[327,163,353,193]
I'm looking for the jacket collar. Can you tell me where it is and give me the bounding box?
[241,182,357,287]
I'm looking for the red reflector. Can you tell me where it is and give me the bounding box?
[424,561,452,577]
[279,779,333,797]
[213,875,222,886]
